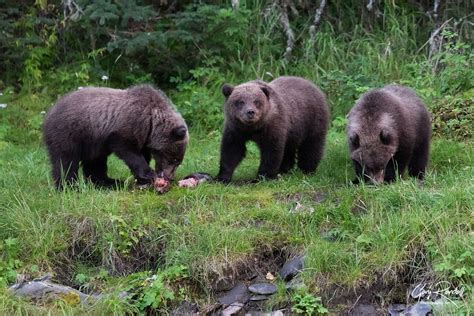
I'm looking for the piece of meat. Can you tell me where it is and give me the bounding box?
[178,177,199,188]
[154,177,171,194]
[178,172,213,188]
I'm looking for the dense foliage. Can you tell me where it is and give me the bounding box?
[1,0,472,134]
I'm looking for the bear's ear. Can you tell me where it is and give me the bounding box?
[222,84,234,98]
[260,86,270,99]
[172,125,187,140]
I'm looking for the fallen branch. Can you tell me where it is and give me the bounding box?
[62,0,83,21]
[279,2,294,61]
[231,0,239,10]
[309,0,327,41]
[366,0,381,18]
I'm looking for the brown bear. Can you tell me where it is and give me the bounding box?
[43,85,188,188]
[347,84,431,184]
[216,76,330,183]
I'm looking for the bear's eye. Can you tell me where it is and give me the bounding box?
[254,100,262,108]
[350,134,360,148]
[380,130,391,145]
[234,100,244,107]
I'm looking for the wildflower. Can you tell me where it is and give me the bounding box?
[101,75,109,81]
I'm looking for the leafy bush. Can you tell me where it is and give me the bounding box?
[291,292,328,315]
[0,238,22,287]
[431,90,474,140]
[122,266,188,312]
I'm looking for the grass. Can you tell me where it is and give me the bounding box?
[0,90,472,314]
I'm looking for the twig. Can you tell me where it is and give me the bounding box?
[416,18,452,54]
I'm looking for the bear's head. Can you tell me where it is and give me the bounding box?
[348,113,399,184]
[221,81,272,129]
[147,110,188,180]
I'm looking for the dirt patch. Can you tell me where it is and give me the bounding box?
[55,216,166,287]
[321,246,439,314]
[204,245,293,292]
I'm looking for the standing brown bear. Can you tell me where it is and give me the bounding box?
[347,84,431,184]
[43,85,188,189]
[216,76,330,183]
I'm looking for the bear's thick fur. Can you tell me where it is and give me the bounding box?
[347,84,431,184]
[217,76,330,182]
[43,85,188,188]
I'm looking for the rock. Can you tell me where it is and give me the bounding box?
[248,283,277,295]
[213,276,235,292]
[279,256,304,281]
[9,277,99,305]
[430,298,459,314]
[350,304,378,315]
[222,302,244,316]
[388,304,406,315]
[404,302,432,316]
[245,310,285,316]
[388,302,432,316]
[171,300,199,315]
[250,295,269,301]
[285,278,304,291]
[218,282,250,306]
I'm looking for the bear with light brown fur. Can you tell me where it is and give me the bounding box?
[217,76,330,183]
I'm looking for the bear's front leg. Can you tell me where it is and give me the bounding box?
[109,140,156,185]
[216,129,246,183]
[256,136,285,180]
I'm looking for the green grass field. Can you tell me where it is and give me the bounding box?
[0,92,472,315]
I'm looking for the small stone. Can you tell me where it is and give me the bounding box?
[388,304,406,315]
[171,300,199,315]
[265,272,275,281]
[404,302,432,316]
[222,302,244,316]
[250,295,269,301]
[248,283,277,295]
[350,304,378,315]
[279,256,304,281]
[0,104,7,109]
[218,283,250,305]
[244,310,284,316]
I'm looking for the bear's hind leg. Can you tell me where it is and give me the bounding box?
[408,139,430,180]
[52,153,79,189]
[83,155,120,187]
[297,135,324,174]
[279,145,297,174]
